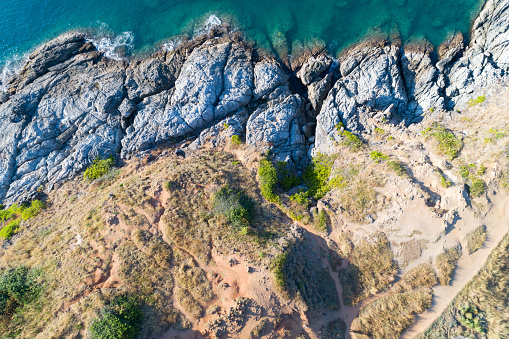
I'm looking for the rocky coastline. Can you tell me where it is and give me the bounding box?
[0,0,508,205]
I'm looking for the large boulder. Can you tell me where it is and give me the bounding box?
[314,43,408,154]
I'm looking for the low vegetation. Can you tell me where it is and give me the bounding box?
[339,232,398,306]
[90,294,143,339]
[351,263,436,338]
[422,233,509,338]
[258,159,279,203]
[230,135,242,145]
[436,247,462,285]
[0,266,43,335]
[0,200,46,240]
[423,123,463,160]
[213,185,255,229]
[468,95,486,107]
[84,155,116,180]
[459,164,487,198]
[466,225,487,254]
[336,122,363,151]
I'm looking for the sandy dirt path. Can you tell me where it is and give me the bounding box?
[401,195,509,338]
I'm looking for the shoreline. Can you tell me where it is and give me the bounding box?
[0,1,487,91]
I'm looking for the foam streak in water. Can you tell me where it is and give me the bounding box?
[87,31,134,61]
[0,54,28,92]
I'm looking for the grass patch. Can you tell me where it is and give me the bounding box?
[336,122,363,151]
[387,160,406,176]
[468,95,486,107]
[84,156,115,181]
[90,294,143,339]
[436,247,462,285]
[466,225,487,254]
[440,174,452,188]
[421,233,509,338]
[339,232,397,306]
[20,200,46,220]
[351,288,433,338]
[276,162,300,191]
[272,254,287,288]
[370,151,388,162]
[424,123,463,160]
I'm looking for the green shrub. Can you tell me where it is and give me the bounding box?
[342,130,363,151]
[230,135,242,145]
[289,191,309,207]
[426,124,463,160]
[374,127,385,135]
[458,303,486,333]
[470,178,486,197]
[90,294,142,339]
[440,175,452,188]
[0,266,42,315]
[0,203,25,222]
[213,185,255,228]
[272,254,287,288]
[0,219,21,240]
[303,153,337,199]
[84,156,116,181]
[20,200,45,220]
[258,159,279,203]
[370,151,388,163]
[315,210,328,232]
[468,95,486,107]
[276,162,300,191]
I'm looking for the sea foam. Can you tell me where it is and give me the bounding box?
[87,31,135,61]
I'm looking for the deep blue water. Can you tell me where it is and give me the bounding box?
[0,0,484,80]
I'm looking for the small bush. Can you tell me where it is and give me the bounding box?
[289,191,309,207]
[315,210,328,232]
[440,175,452,188]
[84,156,116,181]
[231,135,242,145]
[90,294,143,339]
[458,303,486,333]
[374,127,385,135]
[20,200,45,220]
[276,162,300,191]
[342,130,363,151]
[0,266,42,315]
[0,219,21,240]
[213,185,255,228]
[436,247,462,285]
[0,203,25,222]
[303,153,337,199]
[369,151,388,163]
[426,124,463,160]
[468,95,486,107]
[466,225,487,254]
[272,254,287,288]
[469,178,486,197]
[258,159,279,203]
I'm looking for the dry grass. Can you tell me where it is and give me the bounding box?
[351,263,436,338]
[351,288,433,338]
[436,247,462,285]
[176,288,203,318]
[339,232,398,306]
[421,233,509,338]
[466,225,487,254]
[0,149,292,338]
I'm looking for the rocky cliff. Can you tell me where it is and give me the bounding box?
[0,0,508,205]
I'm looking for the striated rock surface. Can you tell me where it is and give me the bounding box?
[0,0,509,204]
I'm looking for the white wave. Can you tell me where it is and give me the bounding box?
[162,37,183,52]
[193,14,224,37]
[0,54,28,92]
[87,31,135,61]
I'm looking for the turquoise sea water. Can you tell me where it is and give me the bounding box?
[0,0,484,69]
